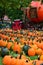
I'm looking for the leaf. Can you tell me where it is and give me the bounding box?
[0,57,3,65]
[26,55,38,60]
[30,55,38,60]
[10,51,19,58]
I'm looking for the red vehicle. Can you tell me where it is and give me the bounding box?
[12,19,22,30]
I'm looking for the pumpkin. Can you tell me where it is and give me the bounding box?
[41,43,43,50]
[36,42,42,49]
[1,47,9,57]
[36,61,43,65]
[0,40,7,47]
[42,51,43,55]
[28,48,36,56]
[11,58,17,65]
[11,37,15,42]
[31,44,38,50]
[19,59,26,65]
[21,55,27,59]
[36,48,42,55]
[16,59,22,65]
[13,43,21,54]
[5,36,10,40]
[3,55,11,65]
[2,41,7,47]
[27,1,43,23]
[29,39,33,45]
[40,55,43,61]
[24,60,33,65]
[7,42,13,50]
[23,44,31,55]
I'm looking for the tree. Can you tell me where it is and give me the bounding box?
[0,0,32,21]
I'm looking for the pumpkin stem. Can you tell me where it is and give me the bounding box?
[32,61,36,65]
[19,52,23,59]
[38,55,40,60]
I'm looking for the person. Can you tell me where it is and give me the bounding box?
[4,15,8,20]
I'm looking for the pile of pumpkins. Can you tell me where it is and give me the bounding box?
[2,55,43,65]
[0,28,43,65]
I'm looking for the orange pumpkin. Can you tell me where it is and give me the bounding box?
[11,58,17,65]
[36,48,42,55]
[16,59,22,65]
[40,55,43,61]
[31,44,38,51]
[21,55,27,59]
[28,48,36,56]
[41,43,43,50]
[37,42,42,49]
[7,42,13,49]
[42,51,43,55]
[0,40,3,46]
[3,55,11,65]
[0,40,7,47]
[36,60,43,65]
[20,59,26,65]
[13,43,21,53]
[27,1,43,23]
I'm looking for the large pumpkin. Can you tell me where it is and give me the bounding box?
[27,1,43,23]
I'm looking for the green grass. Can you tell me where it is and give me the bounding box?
[0,57,3,65]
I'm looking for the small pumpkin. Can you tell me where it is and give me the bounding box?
[1,47,9,57]
[37,42,42,49]
[3,55,11,65]
[40,55,43,61]
[2,41,7,47]
[23,44,31,55]
[36,48,42,55]
[36,61,43,65]
[7,42,13,50]
[31,44,38,50]
[28,48,36,56]
[11,58,17,65]
[21,55,27,59]
[13,43,21,54]
[41,43,43,50]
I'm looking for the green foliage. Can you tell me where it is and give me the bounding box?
[6,9,23,21]
[30,55,38,60]
[0,0,32,21]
